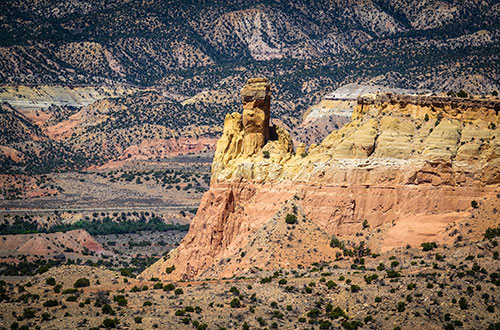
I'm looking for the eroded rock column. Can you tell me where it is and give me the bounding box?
[241,77,271,155]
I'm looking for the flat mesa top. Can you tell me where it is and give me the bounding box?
[241,77,271,100]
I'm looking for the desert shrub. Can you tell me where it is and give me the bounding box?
[230,298,241,308]
[113,295,127,306]
[421,242,437,251]
[143,301,152,306]
[263,151,270,159]
[102,304,115,315]
[484,226,500,240]
[364,274,378,284]
[22,308,36,319]
[120,268,134,277]
[45,277,56,286]
[396,301,406,312]
[320,320,332,329]
[74,278,90,288]
[102,318,119,328]
[307,308,321,318]
[260,276,272,284]
[350,284,361,293]
[326,280,337,289]
[285,214,297,224]
[257,317,266,326]
[230,286,240,295]
[471,200,478,208]
[43,299,58,307]
[163,283,175,291]
[66,295,78,302]
[134,316,142,323]
[166,265,175,274]
[174,288,183,295]
[386,270,401,278]
[329,306,347,319]
[459,297,468,310]
[62,288,78,294]
[341,320,362,330]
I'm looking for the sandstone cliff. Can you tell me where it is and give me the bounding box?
[142,79,500,281]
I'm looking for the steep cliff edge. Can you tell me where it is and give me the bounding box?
[142,79,500,281]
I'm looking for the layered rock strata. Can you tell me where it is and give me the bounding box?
[143,81,500,281]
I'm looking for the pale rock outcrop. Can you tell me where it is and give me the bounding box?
[212,77,293,182]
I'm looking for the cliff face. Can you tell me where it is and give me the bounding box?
[142,80,500,281]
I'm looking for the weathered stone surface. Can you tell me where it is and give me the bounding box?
[241,77,271,155]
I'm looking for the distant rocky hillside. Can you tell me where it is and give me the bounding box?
[0,90,225,173]
[0,0,499,94]
[0,103,75,173]
[143,78,500,281]
[0,229,109,260]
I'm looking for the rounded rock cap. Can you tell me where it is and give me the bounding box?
[247,77,269,84]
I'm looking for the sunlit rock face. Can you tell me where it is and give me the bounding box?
[241,77,271,155]
[142,81,500,281]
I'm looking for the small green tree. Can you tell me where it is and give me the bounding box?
[285,214,297,224]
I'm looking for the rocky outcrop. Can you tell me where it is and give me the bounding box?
[212,78,293,182]
[241,77,271,154]
[142,80,500,281]
[295,84,419,145]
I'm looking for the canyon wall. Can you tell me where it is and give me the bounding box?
[143,79,500,281]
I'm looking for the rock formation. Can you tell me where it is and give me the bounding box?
[142,81,500,281]
[241,77,271,154]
